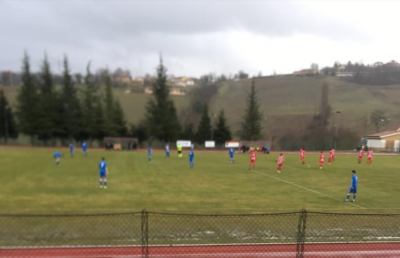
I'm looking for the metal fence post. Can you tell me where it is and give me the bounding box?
[296,209,307,258]
[141,209,149,258]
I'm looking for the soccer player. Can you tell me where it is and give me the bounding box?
[228,147,235,163]
[358,149,364,164]
[165,143,170,158]
[53,151,62,166]
[69,143,75,158]
[177,144,183,158]
[299,147,306,165]
[249,148,256,170]
[319,151,325,169]
[328,148,335,165]
[189,145,195,168]
[345,170,358,202]
[98,157,108,189]
[332,148,336,161]
[367,149,374,165]
[82,141,88,157]
[276,153,285,173]
[147,144,153,161]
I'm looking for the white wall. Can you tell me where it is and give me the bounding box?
[394,140,400,152]
[367,139,386,149]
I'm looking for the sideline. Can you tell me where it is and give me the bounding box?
[253,170,366,209]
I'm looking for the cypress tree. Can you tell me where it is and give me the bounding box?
[145,57,180,141]
[60,55,81,141]
[0,90,18,142]
[213,110,232,145]
[80,63,99,140]
[112,101,127,136]
[17,52,39,140]
[240,78,263,140]
[196,105,212,143]
[37,54,58,143]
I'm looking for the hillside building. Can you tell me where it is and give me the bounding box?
[364,128,400,152]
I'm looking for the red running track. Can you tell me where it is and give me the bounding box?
[1,242,400,258]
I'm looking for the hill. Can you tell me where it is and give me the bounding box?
[2,75,400,144]
[209,75,400,140]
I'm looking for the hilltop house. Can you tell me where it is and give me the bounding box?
[364,128,400,152]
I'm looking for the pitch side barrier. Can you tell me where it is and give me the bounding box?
[0,210,399,258]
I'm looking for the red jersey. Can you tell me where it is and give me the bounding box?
[300,149,305,159]
[319,153,325,163]
[367,150,373,159]
[329,149,334,159]
[250,151,256,162]
[277,155,285,165]
[358,150,364,159]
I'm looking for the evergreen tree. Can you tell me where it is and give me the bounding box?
[37,54,59,143]
[17,52,39,140]
[80,63,101,140]
[240,79,263,140]
[182,123,195,140]
[60,56,81,141]
[145,57,180,141]
[196,105,212,143]
[100,70,127,136]
[112,101,127,136]
[213,110,232,145]
[0,90,18,142]
[103,70,115,135]
[92,100,106,140]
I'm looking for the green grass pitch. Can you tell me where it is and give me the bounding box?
[0,146,399,213]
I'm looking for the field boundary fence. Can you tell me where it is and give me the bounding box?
[0,209,399,257]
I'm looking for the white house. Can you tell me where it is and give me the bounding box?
[364,128,400,152]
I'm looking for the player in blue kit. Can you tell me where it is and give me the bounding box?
[69,143,75,158]
[228,148,235,163]
[82,141,88,157]
[165,143,170,158]
[147,144,153,161]
[53,151,62,166]
[189,145,195,168]
[99,157,108,189]
[345,170,358,202]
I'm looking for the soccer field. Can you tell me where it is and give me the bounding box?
[0,146,399,213]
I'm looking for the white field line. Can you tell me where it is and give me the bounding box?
[254,170,366,209]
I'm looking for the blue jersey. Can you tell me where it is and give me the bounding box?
[82,142,88,152]
[53,151,62,158]
[147,147,153,156]
[189,150,194,161]
[99,161,107,176]
[69,144,74,151]
[349,174,358,192]
[229,148,235,158]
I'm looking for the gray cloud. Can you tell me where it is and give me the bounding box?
[0,0,374,76]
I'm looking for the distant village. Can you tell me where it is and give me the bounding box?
[2,60,400,93]
[0,67,197,96]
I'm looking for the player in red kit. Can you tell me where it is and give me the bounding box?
[249,148,257,170]
[358,149,364,164]
[276,153,285,173]
[319,151,325,169]
[367,149,374,165]
[299,148,306,165]
[328,148,335,165]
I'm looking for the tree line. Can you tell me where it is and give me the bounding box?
[13,52,127,144]
[0,54,264,146]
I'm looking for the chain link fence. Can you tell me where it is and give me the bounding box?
[0,210,399,257]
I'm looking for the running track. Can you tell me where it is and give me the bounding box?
[1,243,400,258]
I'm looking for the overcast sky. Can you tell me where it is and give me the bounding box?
[1,0,400,77]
